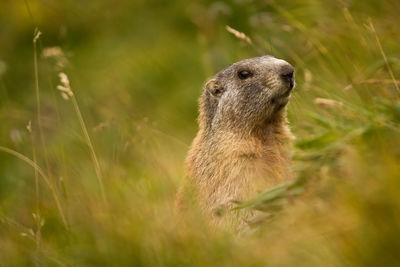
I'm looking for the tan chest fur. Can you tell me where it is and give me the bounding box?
[186,118,293,220]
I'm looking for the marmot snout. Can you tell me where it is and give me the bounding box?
[185,55,295,226]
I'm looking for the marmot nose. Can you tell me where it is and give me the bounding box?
[279,64,295,88]
[280,64,294,79]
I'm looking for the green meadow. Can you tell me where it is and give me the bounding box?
[1,0,400,265]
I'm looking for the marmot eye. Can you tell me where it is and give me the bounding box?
[238,70,252,80]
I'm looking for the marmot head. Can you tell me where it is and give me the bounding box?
[199,55,295,133]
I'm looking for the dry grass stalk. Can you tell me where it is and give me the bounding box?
[225,25,252,45]
[42,46,68,69]
[0,146,67,227]
[33,28,52,180]
[359,79,400,85]
[57,72,107,204]
[367,19,399,95]
[57,72,73,100]
[26,119,42,252]
[32,29,54,255]
[314,97,343,108]
[42,47,63,58]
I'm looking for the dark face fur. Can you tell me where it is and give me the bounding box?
[200,55,295,133]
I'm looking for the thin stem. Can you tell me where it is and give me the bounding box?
[33,29,52,180]
[0,146,68,228]
[32,33,41,219]
[368,19,399,96]
[28,122,41,256]
[71,95,107,204]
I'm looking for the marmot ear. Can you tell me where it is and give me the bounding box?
[205,79,223,97]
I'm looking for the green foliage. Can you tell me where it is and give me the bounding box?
[1,0,400,265]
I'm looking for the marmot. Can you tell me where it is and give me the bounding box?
[185,55,295,225]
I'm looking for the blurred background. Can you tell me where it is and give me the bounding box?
[1,0,400,265]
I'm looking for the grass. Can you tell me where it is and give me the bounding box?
[1,0,400,265]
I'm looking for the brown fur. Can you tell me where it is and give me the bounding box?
[184,56,295,226]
